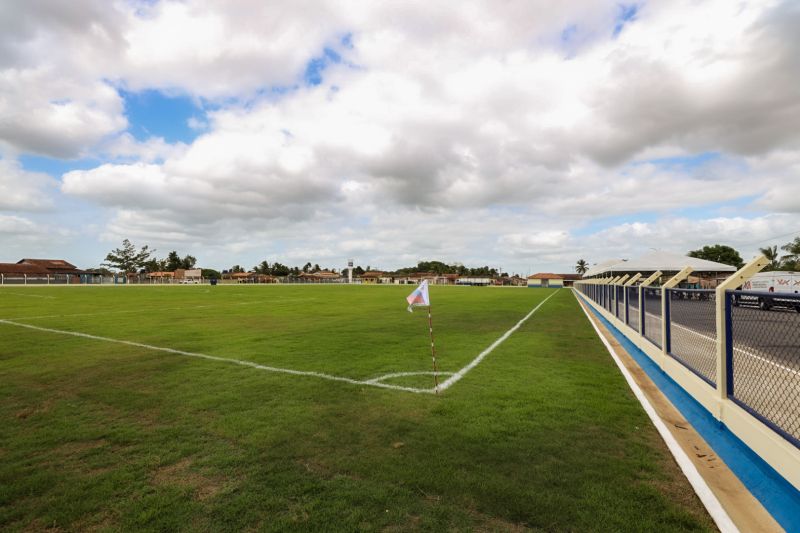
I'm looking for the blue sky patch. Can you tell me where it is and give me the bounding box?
[304,47,343,86]
[613,4,639,36]
[121,89,205,143]
[19,154,102,179]
[644,151,721,170]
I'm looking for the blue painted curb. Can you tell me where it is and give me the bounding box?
[579,294,800,532]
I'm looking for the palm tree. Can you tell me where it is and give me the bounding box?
[575,259,588,275]
[781,237,800,270]
[759,245,781,271]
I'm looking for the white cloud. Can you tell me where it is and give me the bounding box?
[0,158,56,211]
[2,0,800,272]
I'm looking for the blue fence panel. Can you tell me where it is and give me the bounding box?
[643,287,662,348]
[666,289,717,387]
[626,286,639,331]
[728,290,800,448]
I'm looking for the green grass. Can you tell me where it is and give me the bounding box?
[0,285,713,531]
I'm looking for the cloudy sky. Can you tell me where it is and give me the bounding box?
[1,0,799,274]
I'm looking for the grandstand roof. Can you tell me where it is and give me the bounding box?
[584,251,737,277]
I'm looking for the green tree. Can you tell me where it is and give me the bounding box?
[575,259,588,275]
[780,237,800,270]
[272,262,291,276]
[103,239,154,272]
[201,268,221,279]
[166,251,196,271]
[302,262,312,273]
[254,261,270,275]
[166,251,183,271]
[141,257,167,273]
[688,244,744,269]
[759,245,781,271]
[230,265,245,273]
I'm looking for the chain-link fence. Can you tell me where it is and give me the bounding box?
[642,287,662,348]
[575,281,800,452]
[0,274,77,285]
[728,290,800,447]
[626,286,639,330]
[666,289,717,386]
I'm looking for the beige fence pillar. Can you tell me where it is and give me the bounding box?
[715,255,768,408]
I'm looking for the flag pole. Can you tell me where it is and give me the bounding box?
[427,303,439,394]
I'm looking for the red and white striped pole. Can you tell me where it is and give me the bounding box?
[427,304,439,394]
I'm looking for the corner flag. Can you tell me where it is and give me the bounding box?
[406,280,430,312]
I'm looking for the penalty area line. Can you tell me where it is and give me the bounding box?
[0,319,435,395]
[0,291,558,395]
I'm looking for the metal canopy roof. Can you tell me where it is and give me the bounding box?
[584,251,737,277]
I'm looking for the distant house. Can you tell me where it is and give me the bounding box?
[223,272,273,283]
[297,271,342,282]
[455,276,493,286]
[527,273,582,288]
[0,258,97,284]
[360,271,387,284]
[174,268,202,282]
[146,271,175,282]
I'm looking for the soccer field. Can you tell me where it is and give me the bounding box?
[0,286,713,531]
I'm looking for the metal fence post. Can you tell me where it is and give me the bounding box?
[715,255,768,405]
[639,285,644,335]
[724,292,734,397]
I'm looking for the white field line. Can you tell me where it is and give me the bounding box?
[575,295,738,533]
[436,290,559,392]
[1,292,56,299]
[0,318,435,395]
[0,298,317,321]
[365,371,455,384]
[0,290,557,395]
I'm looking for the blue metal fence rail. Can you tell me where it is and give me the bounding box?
[575,282,800,452]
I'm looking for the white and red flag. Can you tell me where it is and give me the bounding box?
[406,280,430,312]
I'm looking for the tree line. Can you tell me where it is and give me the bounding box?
[101,239,211,276]
[99,240,513,278]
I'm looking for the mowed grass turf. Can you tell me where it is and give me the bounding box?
[0,286,714,531]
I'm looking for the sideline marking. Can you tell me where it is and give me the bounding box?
[0,290,556,395]
[437,290,559,392]
[575,295,737,532]
[0,292,56,299]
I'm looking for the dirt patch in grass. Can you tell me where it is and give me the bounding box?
[14,398,58,419]
[150,457,229,501]
[467,508,528,532]
[53,439,109,456]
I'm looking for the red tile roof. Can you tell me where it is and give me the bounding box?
[18,258,78,270]
[528,273,583,280]
[0,263,49,275]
